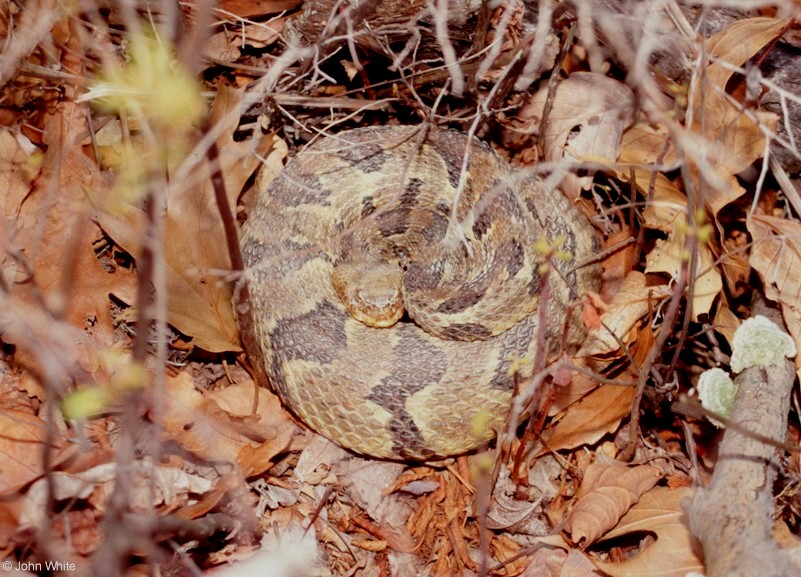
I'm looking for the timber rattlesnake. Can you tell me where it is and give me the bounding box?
[240,125,601,460]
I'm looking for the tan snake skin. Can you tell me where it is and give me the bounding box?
[240,125,601,459]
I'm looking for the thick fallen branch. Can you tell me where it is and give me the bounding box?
[687,301,800,577]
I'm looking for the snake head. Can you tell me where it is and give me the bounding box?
[332,259,405,328]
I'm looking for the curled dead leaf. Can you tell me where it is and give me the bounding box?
[486,466,550,535]
[4,105,137,354]
[681,18,782,217]
[0,410,73,496]
[564,463,663,547]
[95,86,285,352]
[601,225,637,300]
[352,538,388,552]
[157,373,296,476]
[519,72,635,197]
[544,384,636,454]
[592,486,703,577]
[19,460,213,529]
[580,271,655,358]
[644,224,722,320]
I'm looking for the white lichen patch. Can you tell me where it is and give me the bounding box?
[697,368,738,428]
[730,315,797,373]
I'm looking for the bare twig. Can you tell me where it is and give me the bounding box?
[428,0,464,97]
[620,231,695,461]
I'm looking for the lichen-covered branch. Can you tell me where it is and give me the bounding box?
[687,302,800,577]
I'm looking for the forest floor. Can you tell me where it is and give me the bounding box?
[2,1,801,576]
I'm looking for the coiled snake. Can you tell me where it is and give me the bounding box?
[240,126,601,460]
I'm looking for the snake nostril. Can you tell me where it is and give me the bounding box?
[394,245,411,268]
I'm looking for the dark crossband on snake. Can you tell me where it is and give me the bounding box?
[240,125,601,460]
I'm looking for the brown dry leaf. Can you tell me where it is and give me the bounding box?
[205,380,299,473]
[616,125,724,320]
[52,509,102,556]
[490,533,529,576]
[616,18,784,217]
[175,474,245,521]
[352,538,388,552]
[615,123,684,229]
[615,19,783,218]
[505,535,572,576]
[644,224,722,320]
[486,491,541,535]
[611,19,780,322]
[0,131,38,258]
[592,486,704,577]
[544,384,635,453]
[0,291,104,397]
[2,25,136,351]
[632,321,656,368]
[713,297,740,345]
[569,550,607,576]
[294,435,349,485]
[205,19,285,62]
[564,463,663,547]
[774,518,801,551]
[639,173,688,227]
[0,501,21,550]
[243,18,286,48]
[97,86,283,352]
[337,459,408,535]
[550,371,599,417]
[617,121,670,164]
[521,547,567,577]
[747,214,801,370]
[216,0,301,19]
[162,86,274,352]
[7,104,137,348]
[637,180,686,233]
[601,225,637,300]
[581,291,606,331]
[486,465,551,535]
[580,271,656,358]
[519,72,635,197]
[0,410,73,496]
[157,373,296,476]
[688,18,784,216]
[19,461,213,530]
[204,30,241,63]
[616,128,724,320]
[552,549,605,577]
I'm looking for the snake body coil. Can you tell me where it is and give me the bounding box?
[240,126,601,459]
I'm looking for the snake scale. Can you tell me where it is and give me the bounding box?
[240,125,601,460]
